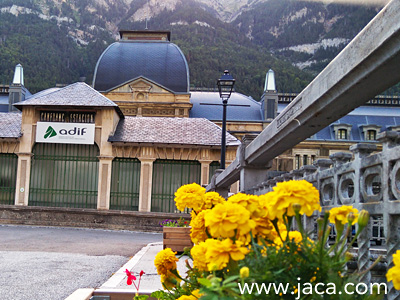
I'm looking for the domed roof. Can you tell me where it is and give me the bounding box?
[93,41,189,93]
[190,91,263,122]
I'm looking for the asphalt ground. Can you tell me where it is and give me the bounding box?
[0,225,162,300]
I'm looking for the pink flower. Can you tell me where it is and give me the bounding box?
[125,269,137,285]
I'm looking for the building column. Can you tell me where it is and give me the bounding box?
[97,156,114,210]
[199,160,212,187]
[138,158,156,212]
[14,152,33,206]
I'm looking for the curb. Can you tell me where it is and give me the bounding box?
[99,242,162,290]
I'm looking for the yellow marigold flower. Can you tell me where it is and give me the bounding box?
[202,191,225,210]
[161,271,181,290]
[192,289,203,298]
[154,248,179,276]
[387,250,400,290]
[204,202,255,238]
[329,205,359,225]
[176,295,197,300]
[228,193,265,218]
[190,209,209,244]
[205,238,249,271]
[252,217,278,241]
[174,183,205,212]
[266,180,321,220]
[258,192,274,220]
[281,231,303,244]
[191,242,209,271]
[240,266,250,278]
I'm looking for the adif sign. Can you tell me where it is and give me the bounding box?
[36,122,95,144]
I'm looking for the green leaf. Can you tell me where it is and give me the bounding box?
[197,277,212,287]
[150,290,167,299]
[133,295,149,300]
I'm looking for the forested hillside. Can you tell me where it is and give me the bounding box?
[0,0,388,99]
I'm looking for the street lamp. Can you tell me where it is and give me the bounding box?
[217,70,235,169]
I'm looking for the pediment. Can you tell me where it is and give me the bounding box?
[108,77,173,95]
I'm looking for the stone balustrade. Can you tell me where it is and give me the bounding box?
[248,131,400,299]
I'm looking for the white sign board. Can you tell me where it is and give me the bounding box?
[36,122,95,145]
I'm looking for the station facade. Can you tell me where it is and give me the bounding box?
[1,30,400,213]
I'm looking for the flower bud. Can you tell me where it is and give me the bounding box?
[345,252,353,262]
[240,267,250,279]
[358,210,370,229]
[347,212,356,224]
[293,203,302,214]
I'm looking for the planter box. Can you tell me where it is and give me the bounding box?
[163,227,193,252]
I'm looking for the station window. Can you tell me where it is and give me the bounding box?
[366,129,377,141]
[337,129,348,140]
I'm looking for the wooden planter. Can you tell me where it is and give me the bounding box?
[163,227,193,252]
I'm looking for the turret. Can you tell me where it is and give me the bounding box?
[9,64,29,112]
[261,69,278,121]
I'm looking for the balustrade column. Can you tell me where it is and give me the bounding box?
[379,132,400,300]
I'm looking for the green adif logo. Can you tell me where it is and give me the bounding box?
[44,126,57,139]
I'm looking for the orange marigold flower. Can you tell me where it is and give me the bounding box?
[266,180,321,220]
[387,250,400,290]
[190,209,209,244]
[205,238,249,271]
[174,183,205,212]
[228,193,265,218]
[202,191,225,210]
[191,242,209,271]
[161,271,181,290]
[328,205,359,225]
[154,248,179,276]
[204,202,255,238]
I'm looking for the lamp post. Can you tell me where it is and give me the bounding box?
[217,70,235,169]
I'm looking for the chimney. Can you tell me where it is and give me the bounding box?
[261,69,278,121]
[9,64,28,112]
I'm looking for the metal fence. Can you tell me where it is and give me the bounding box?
[110,158,140,211]
[29,143,99,208]
[151,160,201,213]
[0,153,18,205]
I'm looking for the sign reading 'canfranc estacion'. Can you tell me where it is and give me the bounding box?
[36,122,95,145]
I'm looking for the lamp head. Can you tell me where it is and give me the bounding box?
[217,70,235,101]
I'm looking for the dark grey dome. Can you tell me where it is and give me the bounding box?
[190,92,263,122]
[93,41,189,93]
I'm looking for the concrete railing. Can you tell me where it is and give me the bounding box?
[244,131,400,299]
[207,1,400,297]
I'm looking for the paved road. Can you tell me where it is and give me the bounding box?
[0,225,162,300]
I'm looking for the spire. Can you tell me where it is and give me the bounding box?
[12,64,24,86]
[264,69,276,92]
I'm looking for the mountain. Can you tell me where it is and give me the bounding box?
[0,0,387,99]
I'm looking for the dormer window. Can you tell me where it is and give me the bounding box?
[366,130,376,141]
[337,129,348,140]
[360,125,381,141]
[388,125,400,132]
[332,124,352,140]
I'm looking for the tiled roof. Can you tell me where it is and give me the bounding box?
[0,112,22,138]
[14,82,122,116]
[109,117,240,147]
[277,104,400,142]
